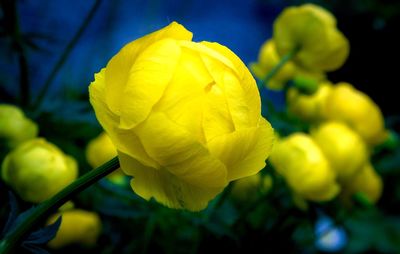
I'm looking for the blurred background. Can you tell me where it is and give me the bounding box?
[1,0,400,253]
[1,0,400,116]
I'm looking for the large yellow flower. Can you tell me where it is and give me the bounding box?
[311,122,368,181]
[1,138,78,203]
[323,82,388,146]
[89,22,274,211]
[273,4,349,71]
[0,104,38,148]
[269,133,339,202]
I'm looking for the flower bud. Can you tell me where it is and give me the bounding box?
[323,83,388,146]
[273,4,349,71]
[250,39,296,90]
[89,22,274,211]
[47,209,102,249]
[86,132,125,184]
[231,173,273,201]
[270,133,339,201]
[287,81,332,121]
[1,138,78,203]
[311,122,368,181]
[0,104,38,148]
[343,163,382,204]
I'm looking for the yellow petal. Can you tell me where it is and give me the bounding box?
[89,68,159,168]
[152,45,214,144]
[104,22,192,115]
[208,117,274,181]
[200,42,261,128]
[133,112,227,188]
[119,152,226,211]
[118,39,182,129]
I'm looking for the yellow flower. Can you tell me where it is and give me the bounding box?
[46,209,102,249]
[1,138,78,203]
[342,163,382,204]
[269,133,340,202]
[0,104,38,148]
[86,132,117,168]
[273,4,349,71]
[311,122,368,181]
[323,82,388,146]
[249,40,296,90]
[250,39,325,90]
[287,81,332,121]
[89,22,274,211]
[231,173,273,201]
[86,132,125,184]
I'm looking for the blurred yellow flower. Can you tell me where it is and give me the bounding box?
[323,82,388,146]
[269,133,340,202]
[86,132,125,184]
[249,39,296,90]
[86,132,117,168]
[0,104,38,148]
[311,122,368,181]
[47,209,102,249]
[231,172,273,201]
[250,39,325,90]
[343,163,383,204]
[287,81,332,121]
[1,138,78,203]
[273,4,349,71]
[89,22,274,211]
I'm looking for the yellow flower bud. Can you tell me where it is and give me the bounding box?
[343,163,382,204]
[269,133,340,202]
[46,209,102,249]
[273,4,349,71]
[86,132,125,184]
[287,81,332,121]
[311,122,368,181]
[249,40,296,90]
[323,83,388,146]
[1,138,78,203]
[0,104,38,148]
[86,132,117,168]
[89,22,274,211]
[231,173,273,201]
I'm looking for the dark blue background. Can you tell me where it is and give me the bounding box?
[1,0,399,116]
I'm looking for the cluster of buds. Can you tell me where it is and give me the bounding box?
[251,4,386,206]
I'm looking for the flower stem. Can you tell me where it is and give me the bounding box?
[262,48,299,87]
[32,0,103,110]
[0,157,120,254]
[0,0,30,107]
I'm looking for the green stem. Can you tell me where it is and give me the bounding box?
[0,157,120,254]
[0,0,30,107]
[32,0,102,110]
[262,48,298,87]
[141,214,157,254]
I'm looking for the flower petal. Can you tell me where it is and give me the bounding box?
[118,39,182,129]
[199,42,261,129]
[134,112,228,188]
[152,46,214,143]
[89,68,159,168]
[208,117,274,181]
[119,152,226,211]
[105,22,192,115]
